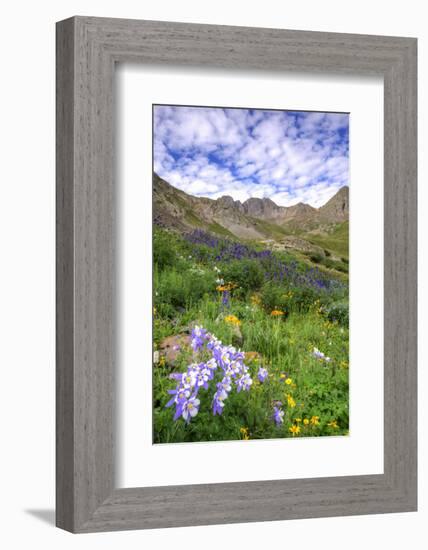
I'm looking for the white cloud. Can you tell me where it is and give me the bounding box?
[153,106,349,207]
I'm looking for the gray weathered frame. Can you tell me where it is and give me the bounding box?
[56,16,417,533]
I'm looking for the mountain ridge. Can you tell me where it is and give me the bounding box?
[153,172,348,241]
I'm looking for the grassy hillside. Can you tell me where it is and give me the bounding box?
[305,221,349,259]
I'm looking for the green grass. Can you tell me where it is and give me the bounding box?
[306,221,349,259]
[152,227,349,443]
[207,221,236,238]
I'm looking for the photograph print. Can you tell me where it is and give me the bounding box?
[152,104,349,444]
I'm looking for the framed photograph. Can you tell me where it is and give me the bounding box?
[56,16,417,532]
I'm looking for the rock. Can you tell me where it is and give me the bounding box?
[231,325,244,348]
[158,334,190,364]
[244,351,262,364]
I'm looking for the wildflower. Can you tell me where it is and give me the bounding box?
[237,373,253,392]
[165,387,191,409]
[303,418,310,426]
[286,394,296,408]
[285,377,293,385]
[212,391,226,415]
[191,325,208,351]
[222,290,230,308]
[181,396,200,423]
[179,370,197,389]
[217,377,232,395]
[273,405,285,426]
[271,309,284,317]
[294,418,302,423]
[257,367,268,383]
[311,347,331,363]
[279,373,287,382]
[327,420,339,429]
[289,425,301,436]
[224,314,241,326]
[159,356,166,367]
[310,415,320,426]
[240,427,250,440]
[195,369,210,391]
[167,326,252,422]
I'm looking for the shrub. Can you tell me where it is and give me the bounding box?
[309,252,324,264]
[260,282,287,312]
[153,229,177,270]
[154,267,216,314]
[288,286,322,313]
[221,259,265,293]
[324,258,349,274]
[324,301,349,326]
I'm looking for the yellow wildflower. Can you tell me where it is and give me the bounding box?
[224,314,241,326]
[240,427,250,440]
[280,373,287,381]
[287,394,296,408]
[289,425,301,436]
[327,420,339,429]
[216,282,238,292]
[285,378,293,385]
[271,309,285,317]
[310,415,320,426]
[294,418,302,423]
[303,418,310,426]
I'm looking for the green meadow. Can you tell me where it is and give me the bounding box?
[153,227,349,443]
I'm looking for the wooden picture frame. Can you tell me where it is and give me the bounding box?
[56,16,417,533]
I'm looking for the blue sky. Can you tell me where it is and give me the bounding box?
[153,105,349,208]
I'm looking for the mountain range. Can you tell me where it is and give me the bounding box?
[153,172,349,243]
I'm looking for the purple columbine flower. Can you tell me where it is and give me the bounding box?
[212,392,226,415]
[181,396,200,423]
[205,358,218,378]
[179,370,197,390]
[191,325,207,351]
[258,367,268,383]
[312,347,331,363]
[195,369,210,391]
[165,386,190,409]
[273,405,284,426]
[237,373,253,392]
[217,377,232,395]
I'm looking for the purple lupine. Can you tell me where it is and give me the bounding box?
[222,290,230,308]
[257,367,268,383]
